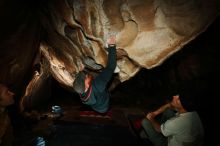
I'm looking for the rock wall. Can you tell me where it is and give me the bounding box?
[0,0,220,109]
[39,0,220,85]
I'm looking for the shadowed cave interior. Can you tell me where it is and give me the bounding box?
[6,16,220,146]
